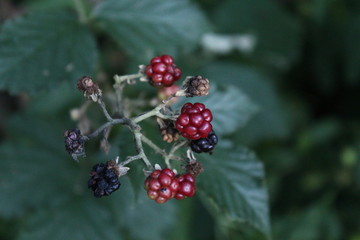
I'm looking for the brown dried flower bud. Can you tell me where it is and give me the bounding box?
[182,75,210,97]
[157,118,180,143]
[161,127,180,143]
[77,76,102,102]
[185,161,204,177]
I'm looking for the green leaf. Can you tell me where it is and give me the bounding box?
[0,115,78,218]
[197,147,271,237]
[213,0,301,69]
[273,200,341,240]
[25,0,74,11]
[175,85,258,135]
[92,0,211,59]
[17,199,122,240]
[109,179,178,240]
[0,145,76,218]
[0,11,98,94]
[201,62,289,143]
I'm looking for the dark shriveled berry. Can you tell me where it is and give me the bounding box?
[64,129,85,157]
[190,131,218,153]
[88,161,121,198]
[183,75,210,97]
[77,76,102,102]
[185,161,204,177]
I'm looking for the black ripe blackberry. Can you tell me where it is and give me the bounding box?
[64,129,85,155]
[190,131,218,153]
[88,161,121,198]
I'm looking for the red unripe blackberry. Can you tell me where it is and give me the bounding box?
[145,55,182,87]
[144,168,179,203]
[175,103,213,140]
[175,173,196,200]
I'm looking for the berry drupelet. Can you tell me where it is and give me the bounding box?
[145,55,182,87]
[190,131,218,153]
[175,102,213,140]
[88,161,121,198]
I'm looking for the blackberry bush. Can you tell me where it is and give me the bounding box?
[64,55,218,201]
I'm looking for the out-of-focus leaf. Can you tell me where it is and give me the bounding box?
[110,178,177,240]
[201,86,258,135]
[213,0,301,69]
[273,200,342,240]
[17,199,122,240]
[201,62,288,143]
[175,85,258,135]
[0,113,79,218]
[0,144,75,218]
[25,0,74,11]
[344,15,360,83]
[92,0,211,60]
[0,11,98,94]
[28,81,82,116]
[197,147,271,238]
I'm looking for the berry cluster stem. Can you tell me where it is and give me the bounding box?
[133,97,178,123]
[98,98,113,121]
[114,73,143,84]
[81,93,183,170]
[164,140,188,168]
[141,135,183,162]
[113,73,143,116]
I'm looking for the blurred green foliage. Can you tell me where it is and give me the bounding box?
[0,0,359,239]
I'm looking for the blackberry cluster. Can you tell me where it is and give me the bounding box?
[190,131,218,153]
[64,129,85,155]
[174,173,196,200]
[175,102,213,140]
[144,169,197,203]
[145,55,182,87]
[88,162,121,198]
[144,168,179,204]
